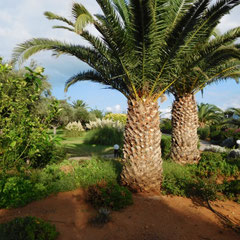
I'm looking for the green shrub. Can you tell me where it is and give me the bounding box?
[84,126,123,146]
[0,175,46,208]
[223,180,240,195]
[0,63,59,170]
[198,127,210,140]
[162,161,195,196]
[0,157,122,209]
[197,152,238,177]
[161,135,171,159]
[87,181,133,210]
[160,119,172,134]
[0,216,59,240]
[210,130,225,143]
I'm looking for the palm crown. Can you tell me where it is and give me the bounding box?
[12,0,240,102]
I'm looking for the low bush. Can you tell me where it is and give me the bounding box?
[0,158,122,209]
[87,181,133,210]
[0,175,46,208]
[198,127,210,140]
[162,161,195,196]
[161,135,171,159]
[84,127,123,146]
[197,152,239,177]
[0,216,59,240]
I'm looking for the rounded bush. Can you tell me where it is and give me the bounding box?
[198,127,210,140]
[0,216,59,240]
[87,181,133,210]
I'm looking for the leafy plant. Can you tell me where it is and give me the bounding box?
[197,152,239,177]
[0,175,46,208]
[0,61,59,169]
[0,216,59,240]
[87,181,133,210]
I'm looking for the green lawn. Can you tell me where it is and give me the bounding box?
[55,130,114,157]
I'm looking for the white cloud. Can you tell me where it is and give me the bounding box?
[160,107,172,119]
[106,104,122,113]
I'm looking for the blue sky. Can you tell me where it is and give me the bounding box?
[0,0,240,117]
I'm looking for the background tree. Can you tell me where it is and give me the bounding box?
[198,103,223,128]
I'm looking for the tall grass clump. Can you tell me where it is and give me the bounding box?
[84,126,124,146]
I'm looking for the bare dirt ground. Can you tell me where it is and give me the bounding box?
[0,189,240,240]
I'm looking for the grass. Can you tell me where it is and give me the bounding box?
[54,130,114,157]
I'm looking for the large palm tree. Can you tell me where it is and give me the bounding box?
[198,103,223,128]
[170,44,240,164]
[12,0,240,191]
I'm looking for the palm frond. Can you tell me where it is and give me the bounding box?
[44,11,74,26]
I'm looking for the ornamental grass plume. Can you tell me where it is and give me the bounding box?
[65,121,84,132]
[86,118,124,132]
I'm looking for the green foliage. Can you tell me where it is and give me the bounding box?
[197,152,239,177]
[0,175,46,208]
[0,216,59,240]
[84,127,123,146]
[104,113,127,124]
[160,119,172,134]
[162,152,240,201]
[198,103,223,128]
[161,135,171,159]
[0,61,59,169]
[162,162,195,196]
[87,181,133,210]
[209,129,226,143]
[198,127,210,140]
[0,158,122,209]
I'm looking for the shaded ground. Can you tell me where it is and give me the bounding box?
[0,189,240,240]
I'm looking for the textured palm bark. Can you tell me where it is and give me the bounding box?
[121,99,162,193]
[171,94,200,164]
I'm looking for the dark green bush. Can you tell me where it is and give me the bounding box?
[160,119,172,134]
[84,127,123,146]
[210,130,225,143]
[87,181,133,210]
[161,135,171,159]
[0,216,59,240]
[198,127,210,140]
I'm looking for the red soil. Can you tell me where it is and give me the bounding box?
[0,189,240,240]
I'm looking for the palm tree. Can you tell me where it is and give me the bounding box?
[168,13,240,164]
[72,100,88,109]
[198,103,223,128]
[225,107,240,127]
[12,0,240,191]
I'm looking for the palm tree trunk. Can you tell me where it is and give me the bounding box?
[171,94,200,164]
[121,99,162,193]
